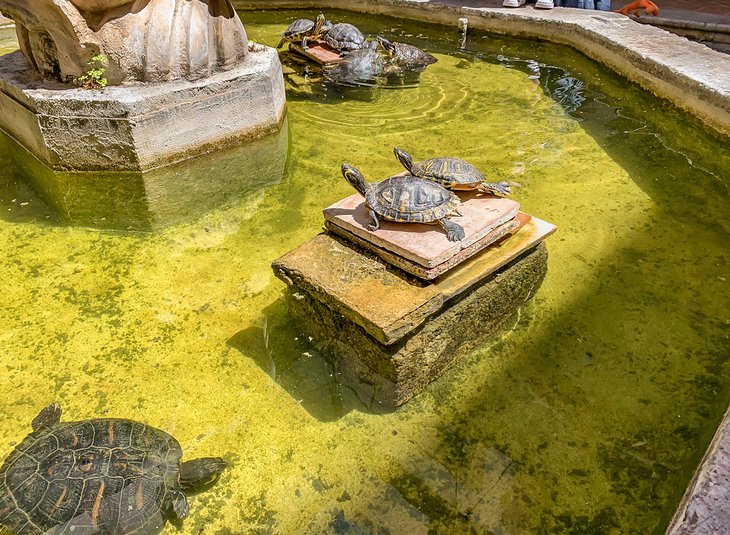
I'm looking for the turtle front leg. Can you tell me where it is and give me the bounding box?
[367,208,380,232]
[171,491,190,520]
[439,218,465,241]
[302,36,311,49]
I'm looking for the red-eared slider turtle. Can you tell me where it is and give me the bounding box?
[341,164,465,241]
[277,13,326,49]
[0,404,226,535]
[322,23,367,51]
[394,147,511,197]
[325,43,384,84]
[377,37,437,69]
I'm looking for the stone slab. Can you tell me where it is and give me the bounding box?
[272,233,549,406]
[325,212,529,280]
[272,215,555,346]
[666,406,730,535]
[323,191,521,268]
[289,42,344,65]
[0,45,287,171]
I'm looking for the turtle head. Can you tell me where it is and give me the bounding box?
[341,164,368,196]
[179,457,227,492]
[393,147,414,173]
[314,12,326,33]
[377,36,395,54]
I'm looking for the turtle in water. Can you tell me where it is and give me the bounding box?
[322,22,368,52]
[341,164,465,241]
[0,404,226,535]
[277,12,327,49]
[393,147,511,197]
[325,42,384,84]
[377,37,437,69]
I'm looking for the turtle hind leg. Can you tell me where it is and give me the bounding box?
[179,457,227,491]
[367,208,380,232]
[481,181,511,197]
[439,218,465,241]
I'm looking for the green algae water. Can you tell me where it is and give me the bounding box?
[1,10,729,534]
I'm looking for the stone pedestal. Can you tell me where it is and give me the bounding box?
[0,45,286,172]
[272,217,554,406]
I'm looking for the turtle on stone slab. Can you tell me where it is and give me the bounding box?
[341,164,465,241]
[394,147,511,197]
[322,22,368,51]
[277,12,327,49]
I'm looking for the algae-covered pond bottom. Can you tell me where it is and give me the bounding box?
[1,10,729,534]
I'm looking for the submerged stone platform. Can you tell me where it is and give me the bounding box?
[0,45,286,172]
[272,217,554,406]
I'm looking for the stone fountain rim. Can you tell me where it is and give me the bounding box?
[232,0,730,140]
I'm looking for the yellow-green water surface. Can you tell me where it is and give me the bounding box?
[1,10,729,534]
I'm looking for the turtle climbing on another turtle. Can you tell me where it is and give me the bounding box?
[0,403,227,535]
[393,147,511,197]
[322,22,368,52]
[277,12,327,49]
[341,164,465,241]
[377,37,437,69]
[325,42,385,84]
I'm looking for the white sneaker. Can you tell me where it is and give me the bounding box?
[502,0,526,7]
[535,0,554,8]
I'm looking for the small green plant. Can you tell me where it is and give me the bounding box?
[75,54,108,89]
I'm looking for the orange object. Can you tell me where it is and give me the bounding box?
[615,0,660,16]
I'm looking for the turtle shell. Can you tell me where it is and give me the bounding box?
[323,23,367,51]
[0,417,182,535]
[326,48,384,84]
[281,18,315,39]
[366,175,460,223]
[411,157,485,188]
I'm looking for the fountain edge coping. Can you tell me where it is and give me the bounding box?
[666,405,730,535]
[232,0,730,140]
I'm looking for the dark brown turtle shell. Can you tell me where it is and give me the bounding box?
[366,175,461,224]
[394,147,511,197]
[322,23,367,51]
[0,405,217,535]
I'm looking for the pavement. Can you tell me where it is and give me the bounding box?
[431,0,730,52]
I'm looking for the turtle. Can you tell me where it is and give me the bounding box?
[322,23,368,52]
[325,43,384,84]
[341,163,465,241]
[277,12,327,49]
[0,404,227,535]
[393,147,511,197]
[377,37,438,69]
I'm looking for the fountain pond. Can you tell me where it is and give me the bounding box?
[0,9,729,534]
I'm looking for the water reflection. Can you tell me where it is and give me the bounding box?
[0,122,289,231]
[228,299,397,422]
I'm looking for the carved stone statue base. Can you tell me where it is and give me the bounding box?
[0,45,285,171]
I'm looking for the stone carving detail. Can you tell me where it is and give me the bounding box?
[0,0,248,84]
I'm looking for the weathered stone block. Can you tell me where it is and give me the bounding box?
[272,219,553,406]
[0,45,286,171]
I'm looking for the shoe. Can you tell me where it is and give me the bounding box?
[535,0,555,8]
[502,0,526,6]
